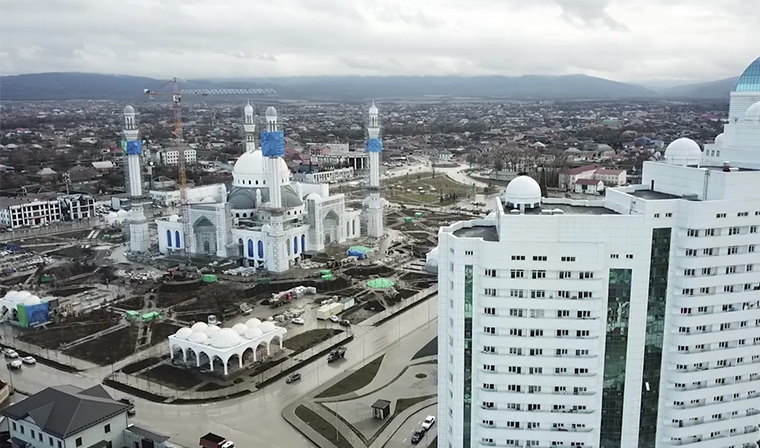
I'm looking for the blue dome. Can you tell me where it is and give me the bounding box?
[735,57,760,92]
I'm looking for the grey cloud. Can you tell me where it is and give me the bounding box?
[554,0,629,31]
[258,54,278,62]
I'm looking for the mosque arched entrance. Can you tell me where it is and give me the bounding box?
[193,216,217,255]
[323,211,339,245]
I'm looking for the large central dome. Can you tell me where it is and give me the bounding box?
[735,57,760,93]
[233,149,291,186]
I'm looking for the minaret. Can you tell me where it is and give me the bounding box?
[260,106,289,273]
[364,102,385,237]
[244,101,256,153]
[123,105,150,252]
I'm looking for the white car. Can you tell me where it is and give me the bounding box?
[8,360,22,370]
[291,317,305,325]
[3,349,18,359]
[21,356,36,365]
[329,315,340,323]
[421,415,436,431]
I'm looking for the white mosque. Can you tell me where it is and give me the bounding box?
[151,103,382,273]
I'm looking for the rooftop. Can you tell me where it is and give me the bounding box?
[453,225,499,241]
[631,190,680,200]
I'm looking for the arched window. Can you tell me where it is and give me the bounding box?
[255,180,259,185]
[236,213,240,218]
[175,231,181,248]
[167,230,172,247]
[258,240,264,259]
[301,234,306,252]
[293,236,298,254]
[247,239,254,258]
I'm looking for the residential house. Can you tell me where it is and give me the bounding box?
[574,178,604,195]
[559,165,627,190]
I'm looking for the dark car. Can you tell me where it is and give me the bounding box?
[286,372,301,383]
[339,319,351,327]
[411,430,424,445]
[119,398,136,416]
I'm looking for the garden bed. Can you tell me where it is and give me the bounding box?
[284,329,343,354]
[63,326,139,365]
[140,363,204,390]
[121,356,164,375]
[294,405,353,448]
[316,355,384,398]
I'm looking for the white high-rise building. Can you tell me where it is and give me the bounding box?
[433,57,760,448]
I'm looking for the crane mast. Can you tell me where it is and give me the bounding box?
[144,79,275,259]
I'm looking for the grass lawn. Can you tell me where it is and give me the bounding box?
[295,405,354,448]
[395,395,435,415]
[384,174,481,205]
[316,355,384,398]
[412,337,438,360]
[284,329,343,354]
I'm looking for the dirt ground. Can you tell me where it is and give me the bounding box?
[19,321,115,349]
[62,321,180,366]
[283,328,343,353]
[141,363,202,390]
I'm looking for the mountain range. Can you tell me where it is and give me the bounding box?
[0,72,738,102]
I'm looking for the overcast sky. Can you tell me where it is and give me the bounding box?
[0,0,757,83]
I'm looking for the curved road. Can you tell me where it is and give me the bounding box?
[4,296,438,448]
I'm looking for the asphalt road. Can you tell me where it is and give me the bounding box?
[385,403,438,448]
[3,295,438,448]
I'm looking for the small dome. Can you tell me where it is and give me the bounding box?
[15,291,31,302]
[714,133,725,145]
[187,332,209,344]
[245,318,262,328]
[306,192,321,200]
[745,101,760,121]
[174,327,193,340]
[232,323,248,335]
[504,175,542,208]
[169,214,180,222]
[244,102,254,115]
[664,137,702,166]
[210,328,242,348]
[204,325,221,336]
[244,327,263,339]
[23,295,41,306]
[106,211,118,219]
[369,102,378,115]
[259,321,277,333]
[116,209,128,217]
[191,322,208,332]
[124,105,135,114]
[4,290,19,300]
[265,106,277,119]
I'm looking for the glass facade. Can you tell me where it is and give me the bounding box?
[463,265,473,448]
[638,228,671,447]
[601,268,633,448]
[735,57,760,92]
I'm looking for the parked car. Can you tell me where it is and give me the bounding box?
[2,349,18,359]
[7,360,22,370]
[285,372,301,384]
[329,315,340,323]
[411,430,424,445]
[119,398,136,416]
[20,356,36,365]
[421,415,436,431]
[291,317,305,325]
[339,319,351,327]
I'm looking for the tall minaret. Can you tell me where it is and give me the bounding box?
[264,106,283,209]
[364,102,385,237]
[244,101,256,153]
[261,106,289,273]
[123,105,150,252]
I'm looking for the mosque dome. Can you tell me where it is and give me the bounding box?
[228,187,258,210]
[259,321,277,333]
[232,150,291,184]
[664,137,702,166]
[245,318,262,328]
[244,102,254,115]
[265,106,277,119]
[174,327,193,340]
[714,133,725,145]
[232,323,248,335]
[305,193,321,200]
[187,332,209,344]
[745,101,760,121]
[210,328,242,348]
[282,185,304,207]
[169,214,180,222]
[124,105,135,114]
[369,102,378,115]
[244,327,263,339]
[734,57,760,92]
[15,291,32,302]
[191,322,208,332]
[4,290,19,302]
[116,209,128,218]
[504,175,542,208]
[23,295,41,306]
[203,325,221,336]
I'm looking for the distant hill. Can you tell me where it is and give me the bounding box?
[658,77,739,100]
[1,72,656,101]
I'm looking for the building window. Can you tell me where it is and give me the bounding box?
[485,269,496,277]
[76,438,82,447]
[11,423,15,431]
[561,256,576,262]
[510,269,524,278]
[49,437,53,446]
[717,213,727,218]
[105,423,111,433]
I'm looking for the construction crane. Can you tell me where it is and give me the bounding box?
[144,78,275,258]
